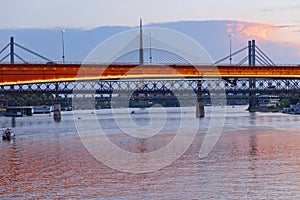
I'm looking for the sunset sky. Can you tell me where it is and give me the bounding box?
[1,0,300,61]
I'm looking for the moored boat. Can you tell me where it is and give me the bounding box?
[2,128,15,140]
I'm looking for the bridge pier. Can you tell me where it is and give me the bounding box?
[196,99,205,118]
[196,80,205,118]
[53,104,61,122]
[248,92,257,112]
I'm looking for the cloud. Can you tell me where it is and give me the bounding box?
[226,21,300,59]
[274,25,296,29]
[226,22,278,41]
[261,8,284,12]
[261,5,300,12]
[241,23,277,41]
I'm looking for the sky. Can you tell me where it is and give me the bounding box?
[1,0,300,29]
[1,0,300,62]
[1,0,300,42]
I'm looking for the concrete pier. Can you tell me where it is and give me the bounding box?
[53,104,61,122]
[196,80,205,118]
[196,99,205,118]
[248,92,257,112]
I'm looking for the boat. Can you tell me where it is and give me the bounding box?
[2,128,15,140]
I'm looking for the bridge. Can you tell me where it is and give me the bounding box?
[0,63,300,86]
[1,33,300,117]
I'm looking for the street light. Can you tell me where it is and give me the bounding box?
[228,34,233,65]
[61,30,65,64]
[148,32,152,64]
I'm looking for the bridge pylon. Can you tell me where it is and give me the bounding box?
[216,39,275,112]
[248,40,257,112]
[10,37,14,64]
[0,36,53,63]
[139,18,144,65]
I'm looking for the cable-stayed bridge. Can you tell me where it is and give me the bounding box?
[1,36,300,117]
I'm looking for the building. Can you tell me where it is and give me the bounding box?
[257,95,280,112]
[5,106,34,117]
[34,105,53,114]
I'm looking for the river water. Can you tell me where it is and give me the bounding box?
[1,106,300,199]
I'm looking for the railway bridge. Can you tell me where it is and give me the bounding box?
[1,36,300,117]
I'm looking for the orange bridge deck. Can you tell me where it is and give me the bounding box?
[1,63,300,86]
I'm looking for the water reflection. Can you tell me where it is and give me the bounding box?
[11,117,16,128]
[248,112,258,158]
[1,140,21,188]
[1,106,300,199]
[53,112,62,123]
[249,135,258,157]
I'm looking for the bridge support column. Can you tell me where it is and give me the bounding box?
[196,80,205,118]
[248,40,257,112]
[53,104,61,122]
[196,99,205,118]
[248,78,257,112]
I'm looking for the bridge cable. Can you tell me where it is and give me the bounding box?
[14,42,53,62]
[143,34,192,64]
[255,45,276,66]
[255,48,273,66]
[254,50,268,65]
[215,46,248,64]
[255,57,267,66]
[14,53,29,64]
[0,53,10,63]
[258,57,270,66]
[237,56,248,66]
[255,51,272,66]
[0,43,9,55]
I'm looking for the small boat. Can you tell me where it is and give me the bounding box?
[2,128,15,140]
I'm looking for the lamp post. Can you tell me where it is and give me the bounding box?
[149,32,152,64]
[228,34,233,65]
[61,30,65,64]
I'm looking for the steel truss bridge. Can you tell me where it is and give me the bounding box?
[1,37,300,112]
[1,64,300,108]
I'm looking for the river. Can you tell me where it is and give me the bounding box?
[1,106,300,199]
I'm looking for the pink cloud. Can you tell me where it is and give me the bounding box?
[227,22,300,46]
[241,24,278,41]
[227,28,233,33]
[225,21,300,60]
[236,23,244,32]
[226,22,278,42]
[226,23,235,27]
[225,23,234,33]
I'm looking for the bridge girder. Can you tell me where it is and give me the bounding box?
[1,79,300,106]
